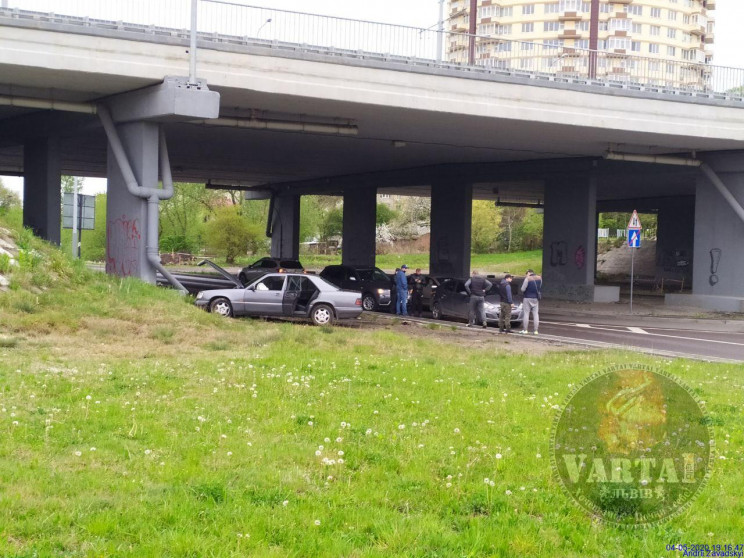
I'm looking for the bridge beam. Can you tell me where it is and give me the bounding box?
[430,181,472,278]
[542,175,599,301]
[342,186,377,268]
[270,194,301,260]
[23,136,61,245]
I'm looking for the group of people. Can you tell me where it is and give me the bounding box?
[393,265,542,335]
[464,269,542,335]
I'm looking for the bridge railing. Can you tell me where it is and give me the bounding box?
[3,0,743,101]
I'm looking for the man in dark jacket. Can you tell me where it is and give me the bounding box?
[464,270,493,328]
[520,269,542,335]
[498,274,513,334]
[409,268,425,317]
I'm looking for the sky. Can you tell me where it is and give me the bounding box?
[3,0,743,199]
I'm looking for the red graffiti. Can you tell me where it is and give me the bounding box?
[575,245,586,270]
[106,215,141,276]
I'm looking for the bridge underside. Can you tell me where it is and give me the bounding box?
[1,24,743,310]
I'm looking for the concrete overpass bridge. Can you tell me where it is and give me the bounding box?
[1,1,744,310]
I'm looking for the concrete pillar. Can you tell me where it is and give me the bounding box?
[429,181,472,277]
[270,194,300,260]
[542,175,598,301]
[23,137,61,245]
[668,154,744,311]
[105,121,158,282]
[342,186,377,267]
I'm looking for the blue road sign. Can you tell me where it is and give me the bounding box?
[628,229,641,248]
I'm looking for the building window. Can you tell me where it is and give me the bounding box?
[522,22,534,32]
[544,21,564,32]
[649,43,660,53]
[599,3,612,13]
[667,28,677,39]
[625,5,643,16]
[523,4,535,15]
[499,6,513,17]
[577,21,590,31]
[650,7,661,18]
[650,25,661,36]
[667,46,676,56]
[631,41,641,52]
[575,39,589,49]
[608,37,631,50]
[609,18,631,32]
[632,23,642,33]
[521,41,536,50]
[668,10,677,21]
[544,3,560,14]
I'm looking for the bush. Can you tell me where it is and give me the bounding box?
[204,206,262,264]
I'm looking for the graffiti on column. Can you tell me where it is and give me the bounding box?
[574,245,586,269]
[709,248,721,286]
[550,241,567,267]
[106,214,141,277]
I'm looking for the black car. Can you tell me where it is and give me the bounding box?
[319,265,393,311]
[238,257,304,286]
[431,278,523,326]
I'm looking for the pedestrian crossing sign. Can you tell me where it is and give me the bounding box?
[627,210,642,230]
[628,229,641,248]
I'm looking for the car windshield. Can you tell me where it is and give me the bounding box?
[279,260,303,269]
[357,268,390,282]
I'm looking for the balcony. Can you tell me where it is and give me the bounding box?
[690,14,708,36]
[706,0,716,10]
[559,29,582,40]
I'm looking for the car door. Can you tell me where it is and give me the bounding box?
[343,269,361,291]
[437,279,456,315]
[451,280,470,319]
[244,275,286,314]
[282,275,302,316]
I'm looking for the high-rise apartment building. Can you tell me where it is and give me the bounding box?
[446,0,715,88]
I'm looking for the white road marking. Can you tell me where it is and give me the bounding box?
[627,327,649,335]
[576,323,592,328]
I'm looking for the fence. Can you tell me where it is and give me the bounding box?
[3,0,743,100]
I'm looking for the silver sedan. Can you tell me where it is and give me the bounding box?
[194,265,363,326]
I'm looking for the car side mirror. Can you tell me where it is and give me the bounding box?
[246,285,255,291]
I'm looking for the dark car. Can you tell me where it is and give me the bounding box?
[418,275,451,311]
[238,257,304,286]
[431,278,523,326]
[320,265,393,311]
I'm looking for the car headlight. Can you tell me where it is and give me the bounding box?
[484,302,497,310]
[377,288,390,295]
[196,292,204,300]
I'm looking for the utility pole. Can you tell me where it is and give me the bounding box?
[189,0,198,85]
[436,0,445,63]
[468,0,477,65]
[588,0,599,79]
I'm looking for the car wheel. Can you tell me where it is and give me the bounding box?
[362,293,377,311]
[431,302,442,320]
[311,304,334,326]
[209,297,233,318]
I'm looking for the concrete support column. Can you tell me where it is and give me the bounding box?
[23,137,61,245]
[655,196,694,286]
[270,194,300,260]
[429,181,472,277]
[668,153,744,311]
[342,186,377,267]
[542,175,598,301]
[105,121,158,282]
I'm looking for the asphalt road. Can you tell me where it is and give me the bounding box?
[383,312,744,363]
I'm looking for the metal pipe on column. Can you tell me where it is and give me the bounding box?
[468,0,477,66]
[189,0,198,85]
[436,0,444,64]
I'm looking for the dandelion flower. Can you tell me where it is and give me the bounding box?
[282,500,289,507]
[398,424,405,430]
[454,428,460,434]
[314,520,321,526]
[495,453,503,459]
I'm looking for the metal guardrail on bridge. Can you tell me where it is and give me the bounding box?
[2,0,743,103]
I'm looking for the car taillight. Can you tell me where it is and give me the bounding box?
[355,298,362,306]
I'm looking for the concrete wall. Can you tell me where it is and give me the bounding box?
[270,195,300,260]
[542,175,597,301]
[691,155,744,300]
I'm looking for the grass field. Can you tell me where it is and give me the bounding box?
[227,250,544,275]
[0,223,742,556]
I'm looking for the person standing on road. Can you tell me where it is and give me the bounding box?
[520,269,542,335]
[409,268,425,317]
[464,270,492,328]
[498,274,514,334]
[394,265,409,316]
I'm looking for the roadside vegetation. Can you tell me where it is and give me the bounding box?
[0,213,742,556]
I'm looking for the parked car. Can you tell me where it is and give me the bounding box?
[418,275,451,311]
[238,257,304,286]
[319,265,393,312]
[195,261,362,325]
[430,278,523,326]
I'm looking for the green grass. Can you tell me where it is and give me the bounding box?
[0,220,741,556]
[230,250,543,275]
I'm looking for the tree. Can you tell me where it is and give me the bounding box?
[204,206,257,264]
[319,207,343,242]
[159,183,220,253]
[60,175,84,194]
[0,179,20,216]
[498,207,526,252]
[471,200,501,253]
[376,203,397,226]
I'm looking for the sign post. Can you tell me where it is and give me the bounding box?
[63,193,96,259]
[627,210,642,314]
